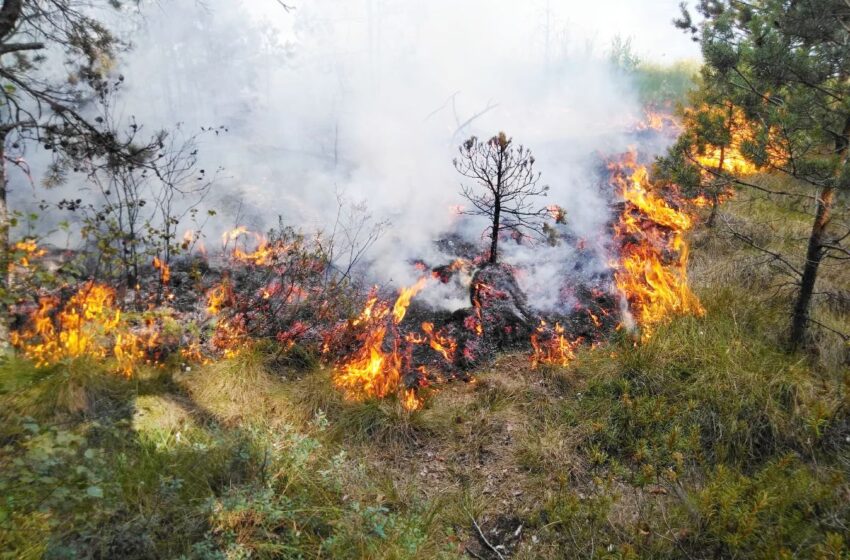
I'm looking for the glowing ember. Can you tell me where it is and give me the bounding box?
[530,320,581,368]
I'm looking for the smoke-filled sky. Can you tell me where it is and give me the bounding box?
[12,0,698,309]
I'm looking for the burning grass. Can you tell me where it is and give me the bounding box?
[332,281,429,411]
[7,136,711,413]
[610,152,705,335]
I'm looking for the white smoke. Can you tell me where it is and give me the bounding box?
[8,0,696,311]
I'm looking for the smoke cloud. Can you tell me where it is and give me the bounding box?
[10,0,695,311]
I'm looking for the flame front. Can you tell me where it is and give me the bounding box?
[611,152,704,335]
[10,282,153,376]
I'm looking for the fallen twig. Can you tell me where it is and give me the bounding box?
[470,514,506,560]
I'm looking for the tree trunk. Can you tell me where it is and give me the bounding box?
[489,201,500,264]
[0,129,9,345]
[789,186,834,349]
[789,115,849,349]
[707,192,719,228]
[707,116,729,229]
[0,0,23,40]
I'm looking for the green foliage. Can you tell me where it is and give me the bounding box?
[687,457,848,558]
[608,35,699,108]
[572,287,845,473]
[631,61,700,109]
[663,0,850,347]
[0,352,447,559]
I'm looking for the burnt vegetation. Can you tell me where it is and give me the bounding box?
[0,1,849,559]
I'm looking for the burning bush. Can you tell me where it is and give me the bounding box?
[332,281,428,411]
[203,222,362,359]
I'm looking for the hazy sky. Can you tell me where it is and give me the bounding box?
[245,0,701,63]
[545,0,701,62]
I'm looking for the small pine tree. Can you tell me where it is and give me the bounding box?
[454,132,549,264]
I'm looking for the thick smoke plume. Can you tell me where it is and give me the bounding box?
[10,0,692,312]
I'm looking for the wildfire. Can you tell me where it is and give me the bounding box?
[611,152,704,335]
[221,226,249,247]
[419,321,457,362]
[547,204,567,224]
[11,239,47,268]
[203,281,249,357]
[153,256,171,284]
[232,237,288,266]
[211,317,248,358]
[401,388,423,411]
[392,277,427,323]
[182,229,207,255]
[687,105,789,178]
[695,147,757,176]
[206,283,233,316]
[333,279,429,411]
[635,110,680,133]
[10,282,153,376]
[530,320,581,368]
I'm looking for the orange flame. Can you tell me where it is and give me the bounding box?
[10,282,153,376]
[420,321,457,363]
[392,277,427,323]
[611,152,704,336]
[206,283,232,316]
[221,226,249,246]
[153,256,171,284]
[530,320,581,368]
[333,280,429,411]
[11,239,47,269]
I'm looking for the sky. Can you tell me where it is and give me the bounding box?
[243,0,702,63]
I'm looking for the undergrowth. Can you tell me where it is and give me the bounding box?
[1,179,849,558]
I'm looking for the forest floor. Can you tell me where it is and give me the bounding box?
[2,180,849,559]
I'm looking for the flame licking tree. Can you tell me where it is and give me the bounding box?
[669,0,850,349]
